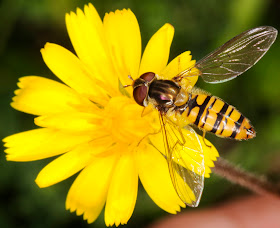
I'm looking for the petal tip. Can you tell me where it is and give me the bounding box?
[65,199,77,212]
[35,174,50,189]
[34,178,44,188]
[10,101,17,109]
[87,2,94,8]
[65,13,70,21]
[40,42,52,53]
[76,7,84,16]
[162,23,174,34]
[2,138,7,143]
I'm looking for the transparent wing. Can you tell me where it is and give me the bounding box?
[159,113,205,207]
[177,26,277,83]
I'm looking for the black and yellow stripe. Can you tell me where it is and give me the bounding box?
[183,93,256,140]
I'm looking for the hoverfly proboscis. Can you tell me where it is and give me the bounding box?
[131,26,278,207]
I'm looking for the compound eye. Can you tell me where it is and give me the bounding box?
[140,72,155,82]
[133,85,148,106]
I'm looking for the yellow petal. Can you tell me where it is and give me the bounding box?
[66,4,103,63]
[66,154,118,224]
[137,142,185,213]
[160,51,198,88]
[34,112,99,132]
[103,9,141,87]
[41,43,108,102]
[11,76,93,116]
[139,23,174,76]
[3,128,92,161]
[105,152,138,226]
[66,4,118,93]
[35,142,94,188]
[160,51,192,79]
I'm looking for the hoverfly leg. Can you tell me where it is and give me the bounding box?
[202,130,212,148]
[173,75,183,82]
[141,105,154,117]
[137,126,162,147]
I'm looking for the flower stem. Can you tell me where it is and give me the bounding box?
[212,157,280,198]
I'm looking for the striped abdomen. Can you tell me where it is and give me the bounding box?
[183,94,256,140]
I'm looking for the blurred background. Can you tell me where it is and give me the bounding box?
[0,0,280,227]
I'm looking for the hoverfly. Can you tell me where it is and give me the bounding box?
[132,26,278,207]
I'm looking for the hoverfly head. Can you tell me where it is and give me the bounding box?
[132,72,156,106]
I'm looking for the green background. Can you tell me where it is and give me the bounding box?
[0,0,280,227]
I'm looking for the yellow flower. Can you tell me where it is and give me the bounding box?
[3,3,219,226]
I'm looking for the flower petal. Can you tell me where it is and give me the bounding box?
[160,51,192,79]
[103,9,141,86]
[11,76,93,116]
[34,112,99,132]
[66,154,118,224]
[137,142,185,213]
[65,4,118,93]
[160,51,198,88]
[41,43,108,102]
[139,23,174,75]
[105,152,138,226]
[3,128,92,161]
[35,142,94,188]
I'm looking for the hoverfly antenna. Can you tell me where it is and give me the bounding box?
[123,75,134,88]
[123,84,131,88]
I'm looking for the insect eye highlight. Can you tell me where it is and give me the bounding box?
[133,85,148,106]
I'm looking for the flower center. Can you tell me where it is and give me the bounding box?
[102,96,155,144]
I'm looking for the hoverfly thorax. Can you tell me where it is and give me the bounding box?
[133,72,182,112]
[148,79,181,111]
[132,72,156,106]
